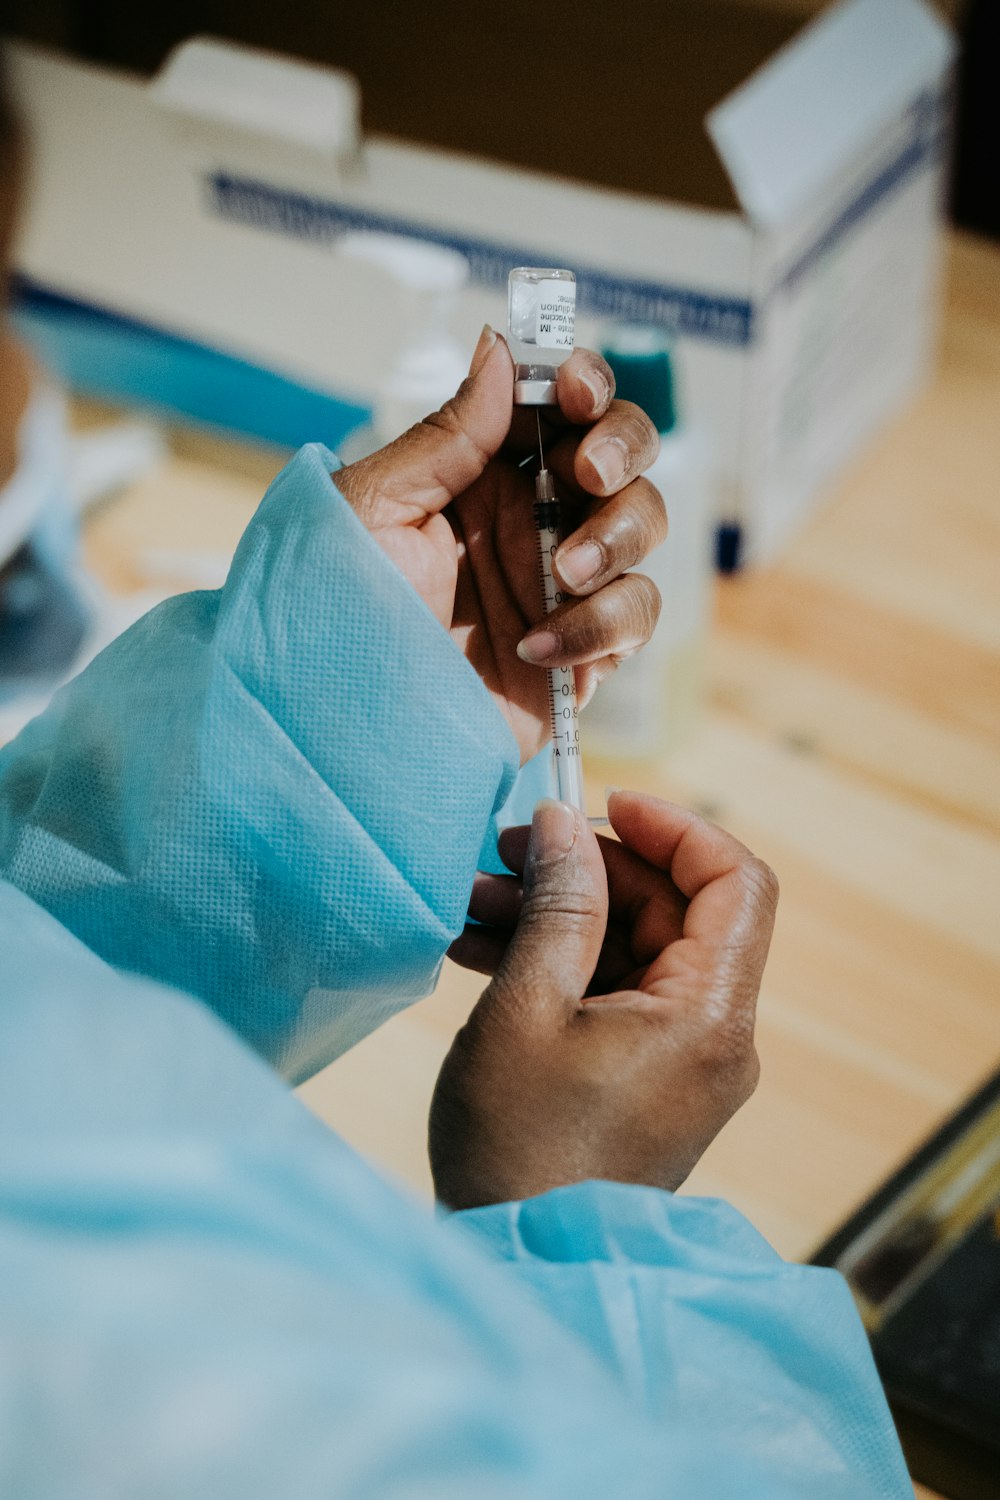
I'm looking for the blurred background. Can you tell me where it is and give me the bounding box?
[1,2,997,1495]
[1,0,988,222]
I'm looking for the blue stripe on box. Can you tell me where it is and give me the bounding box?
[207,173,757,349]
[776,91,949,295]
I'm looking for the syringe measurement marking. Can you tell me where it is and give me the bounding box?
[534,502,580,760]
[532,412,584,807]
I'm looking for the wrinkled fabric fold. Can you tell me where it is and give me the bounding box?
[1,883,907,1498]
[457,1184,911,1496]
[0,444,911,1497]
[0,444,518,1080]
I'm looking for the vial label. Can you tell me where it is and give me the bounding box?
[535,280,576,350]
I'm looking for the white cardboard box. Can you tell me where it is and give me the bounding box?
[7,0,954,566]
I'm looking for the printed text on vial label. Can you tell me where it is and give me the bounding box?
[535,283,576,350]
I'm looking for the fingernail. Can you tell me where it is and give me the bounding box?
[604,785,622,799]
[530,799,578,865]
[557,540,604,591]
[517,628,560,664]
[469,324,497,376]
[586,437,628,491]
[580,367,611,412]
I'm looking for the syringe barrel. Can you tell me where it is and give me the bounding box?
[533,468,585,813]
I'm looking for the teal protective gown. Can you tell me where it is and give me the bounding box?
[0,445,911,1497]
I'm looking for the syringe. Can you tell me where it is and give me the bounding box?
[532,417,586,812]
[507,265,588,813]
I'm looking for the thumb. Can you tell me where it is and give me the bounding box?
[486,800,608,1027]
[347,328,514,518]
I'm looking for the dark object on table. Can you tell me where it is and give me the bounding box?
[813,1067,1000,1500]
[951,0,1000,240]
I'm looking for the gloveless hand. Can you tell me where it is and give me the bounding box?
[335,330,666,762]
[430,791,779,1209]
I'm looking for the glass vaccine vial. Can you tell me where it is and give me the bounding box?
[507,267,577,404]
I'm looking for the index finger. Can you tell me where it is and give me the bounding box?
[607,791,756,899]
[608,792,778,991]
[555,348,616,424]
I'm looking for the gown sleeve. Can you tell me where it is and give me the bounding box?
[0,442,910,1498]
[0,879,909,1500]
[455,1181,912,1497]
[0,443,518,1081]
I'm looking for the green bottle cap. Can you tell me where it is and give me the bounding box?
[600,325,677,436]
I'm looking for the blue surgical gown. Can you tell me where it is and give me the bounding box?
[0,445,911,1497]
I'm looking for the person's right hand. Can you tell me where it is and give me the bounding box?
[429,791,778,1210]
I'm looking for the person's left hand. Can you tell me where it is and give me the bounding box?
[336,328,665,762]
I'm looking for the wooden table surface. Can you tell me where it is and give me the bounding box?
[76,231,999,1500]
